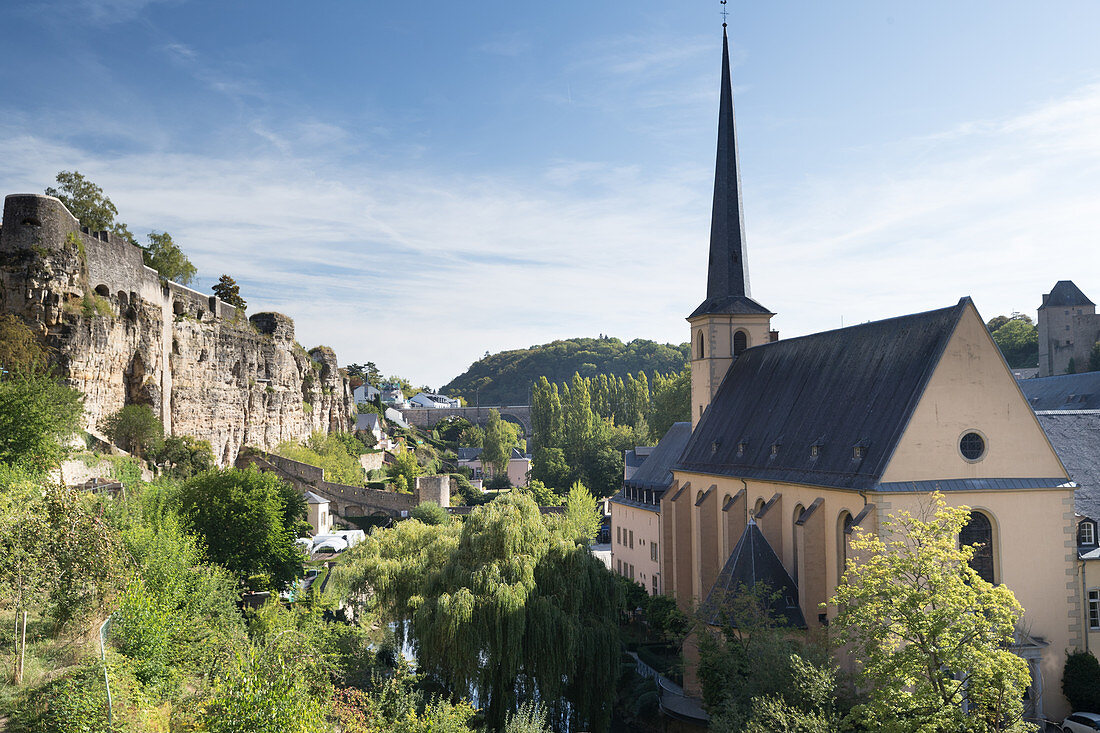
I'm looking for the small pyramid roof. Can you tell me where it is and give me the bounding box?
[699,520,805,628]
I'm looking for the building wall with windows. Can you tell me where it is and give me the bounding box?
[610,499,661,595]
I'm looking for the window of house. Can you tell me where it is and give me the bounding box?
[652,575,658,594]
[1090,589,1100,631]
[629,530,634,549]
[1080,521,1096,546]
[617,559,622,574]
[650,542,659,562]
[1066,325,1071,331]
[616,526,622,545]
[960,511,996,584]
[629,564,635,580]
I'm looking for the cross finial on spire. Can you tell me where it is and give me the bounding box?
[720,0,728,27]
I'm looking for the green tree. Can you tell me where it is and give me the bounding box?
[649,367,690,440]
[989,316,1038,368]
[744,655,851,733]
[562,481,599,544]
[831,493,1033,733]
[0,314,49,374]
[0,369,84,469]
[176,467,303,589]
[386,448,422,493]
[150,434,215,478]
[45,170,134,243]
[275,432,366,486]
[482,408,511,479]
[213,274,247,310]
[519,478,561,506]
[563,373,596,468]
[339,493,620,730]
[699,582,825,728]
[1062,650,1100,713]
[142,230,197,285]
[98,403,164,458]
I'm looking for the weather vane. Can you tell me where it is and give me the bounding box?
[720,0,728,26]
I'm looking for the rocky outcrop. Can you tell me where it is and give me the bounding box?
[0,193,354,466]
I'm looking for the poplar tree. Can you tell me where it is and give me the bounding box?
[482,408,511,479]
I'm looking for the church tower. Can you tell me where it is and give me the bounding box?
[688,25,775,427]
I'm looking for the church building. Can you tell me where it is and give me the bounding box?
[661,25,1079,722]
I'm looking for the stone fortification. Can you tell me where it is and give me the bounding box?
[0,193,354,465]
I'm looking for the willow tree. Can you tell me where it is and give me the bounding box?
[337,493,620,731]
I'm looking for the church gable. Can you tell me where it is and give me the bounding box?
[879,301,1067,484]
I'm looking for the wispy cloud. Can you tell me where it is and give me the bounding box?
[1,78,1098,388]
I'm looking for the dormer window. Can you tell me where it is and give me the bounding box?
[770,443,780,457]
[1080,521,1096,546]
[810,445,819,458]
[737,441,747,458]
[853,445,865,460]
[711,440,720,455]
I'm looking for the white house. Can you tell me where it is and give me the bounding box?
[352,384,380,404]
[304,491,332,536]
[409,392,461,409]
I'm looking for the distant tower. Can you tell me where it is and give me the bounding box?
[1037,280,1099,377]
[688,26,775,427]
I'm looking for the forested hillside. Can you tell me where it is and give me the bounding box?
[442,336,690,405]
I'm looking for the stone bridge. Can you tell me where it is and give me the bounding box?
[399,405,532,436]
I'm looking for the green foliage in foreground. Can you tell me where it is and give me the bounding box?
[337,492,620,731]
[0,369,83,470]
[831,493,1034,733]
[176,467,306,590]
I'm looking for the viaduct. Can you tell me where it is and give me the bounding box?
[398,405,533,436]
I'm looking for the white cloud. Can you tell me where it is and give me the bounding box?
[1,79,1098,390]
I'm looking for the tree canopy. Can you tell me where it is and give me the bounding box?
[337,492,620,731]
[175,467,304,590]
[986,313,1038,368]
[143,230,197,285]
[0,369,84,470]
[213,274,247,310]
[442,336,689,405]
[45,170,134,243]
[831,493,1033,733]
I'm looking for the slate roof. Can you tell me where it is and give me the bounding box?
[698,520,806,628]
[689,295,774,319]
[678,299,971,490]
[692,28,771,318]
[625,422,693,491]
[303,491,327,505]
[1041,280,1094,308]
[1034,412,1100,520]
[1020,372,1100,411]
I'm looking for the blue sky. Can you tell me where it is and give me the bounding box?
[2,1,1099,388]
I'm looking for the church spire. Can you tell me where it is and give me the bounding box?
[688,23,770,320]
[708,25,748,300]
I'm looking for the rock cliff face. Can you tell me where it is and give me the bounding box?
[0,193,354,465]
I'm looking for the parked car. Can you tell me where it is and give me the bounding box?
[1064,712,1100,732]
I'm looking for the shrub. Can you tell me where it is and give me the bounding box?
[410,501,450,526]
[98,403,163,458]
[1064,650,1100,712]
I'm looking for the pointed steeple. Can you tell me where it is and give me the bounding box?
[689,26,770,319]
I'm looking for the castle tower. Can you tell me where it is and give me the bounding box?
[688,26,775,427]
[1037,280,1098,377]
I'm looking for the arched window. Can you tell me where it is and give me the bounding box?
[837,511,853,580]
[696,330,705,359]
[792,504,805,585]
[733,330,748,356]
[960,511,995,584]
